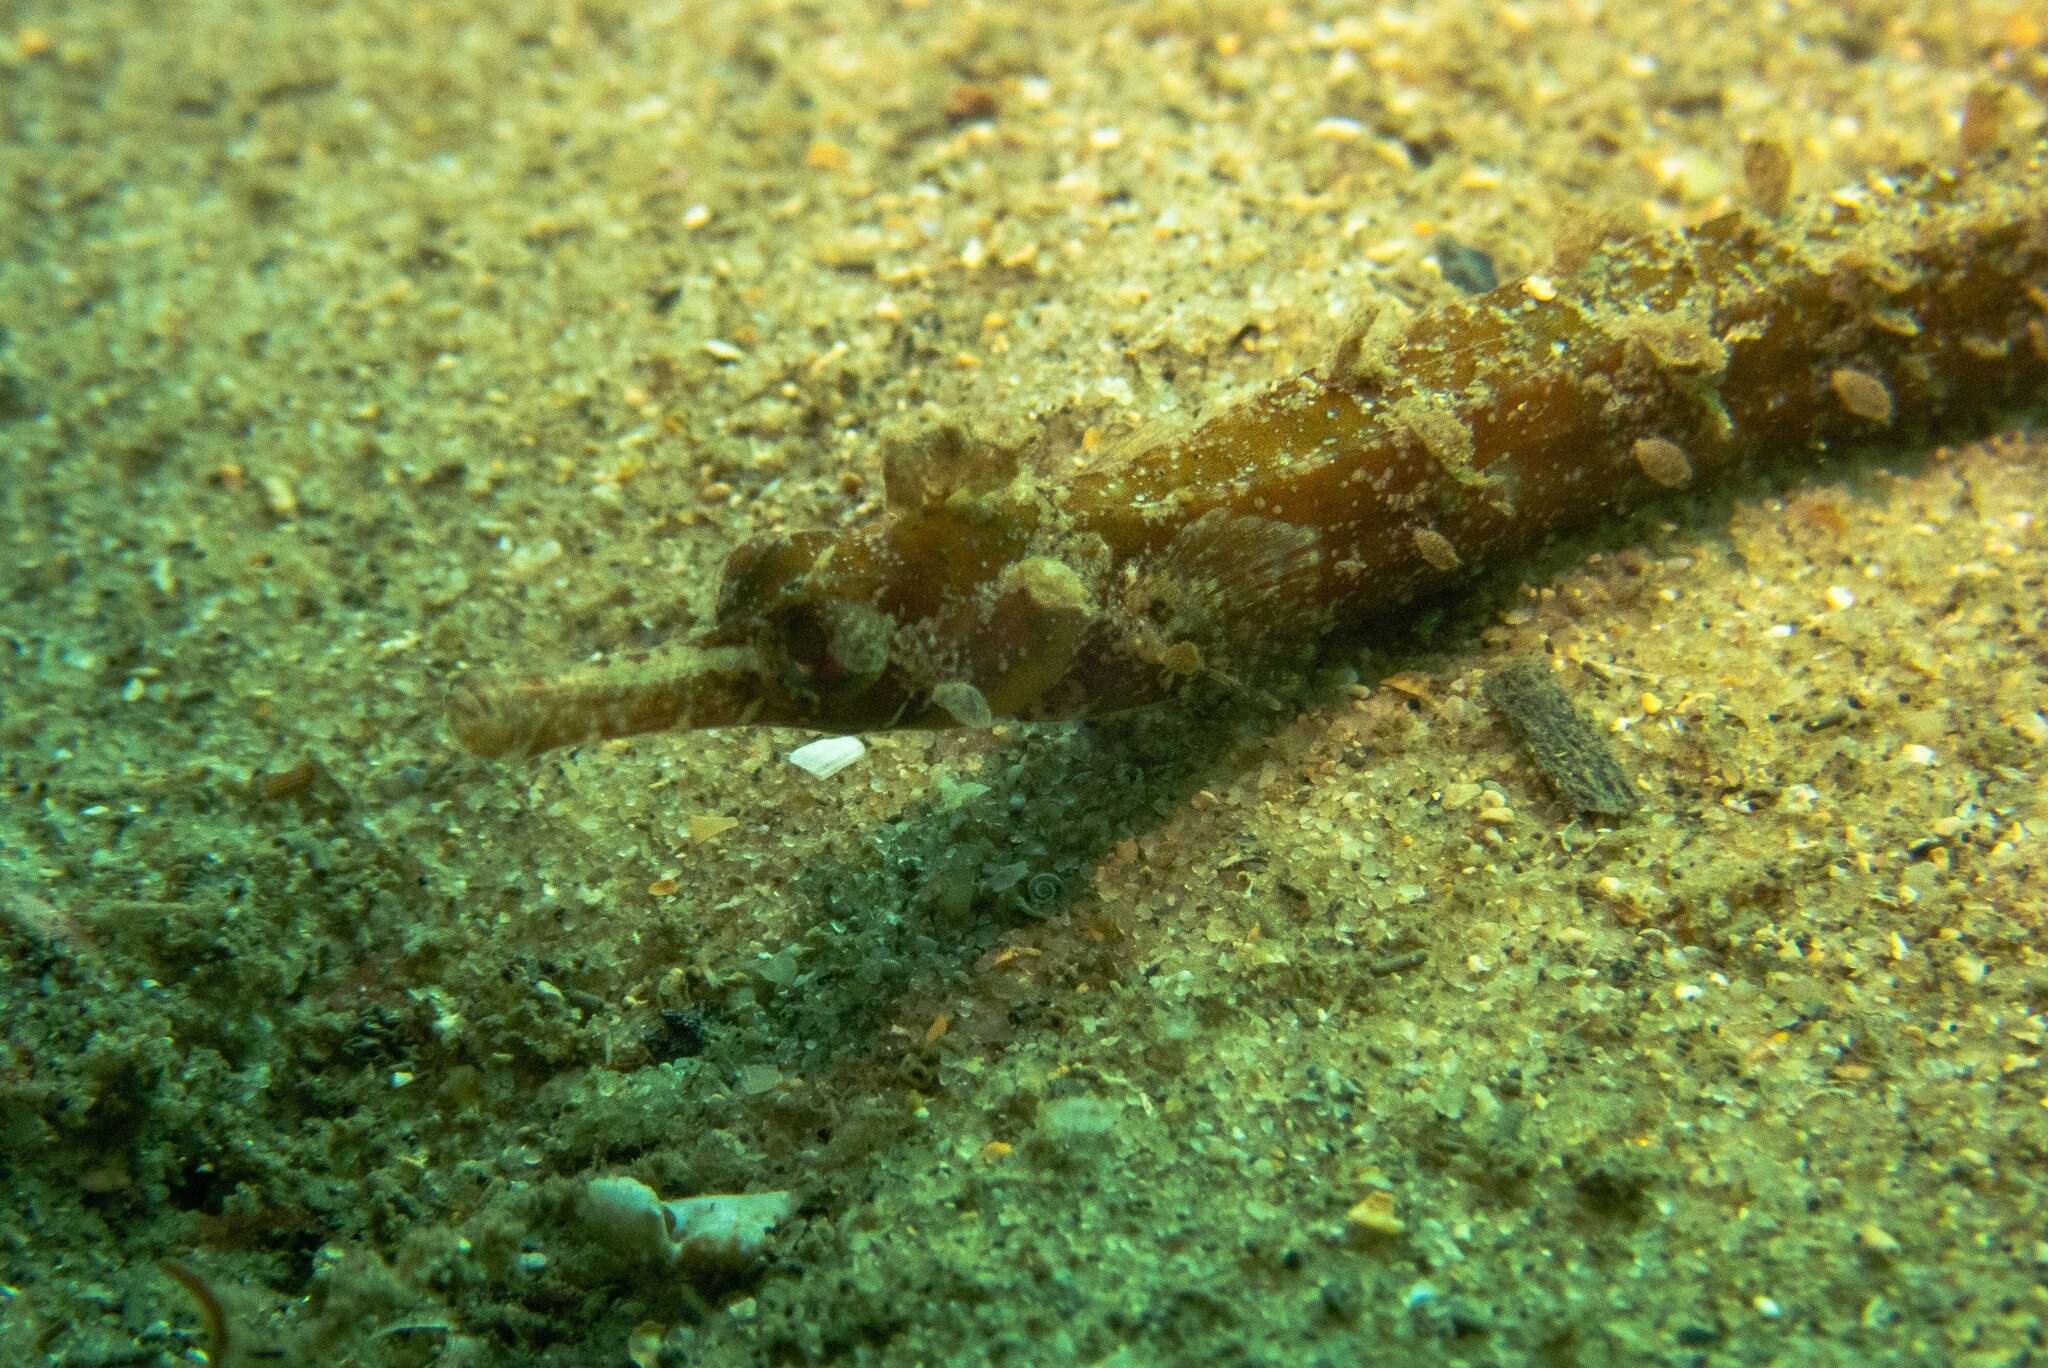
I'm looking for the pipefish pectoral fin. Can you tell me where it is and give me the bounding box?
[445,643,776,758]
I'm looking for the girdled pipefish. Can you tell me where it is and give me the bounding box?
[449,151,2048,759]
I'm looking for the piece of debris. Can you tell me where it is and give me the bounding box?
[1741,137,1793,216]
[1345,1191,1406,1240]
[1433,236,1499,295]
[1367,948,1427,977]
[580,1175,795,1276]
[1482,659,1640,817]
[787,735,865,778]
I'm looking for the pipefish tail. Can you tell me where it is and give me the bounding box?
[449,151,2048,760]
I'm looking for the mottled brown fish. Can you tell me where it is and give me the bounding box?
[449,151,2048,759]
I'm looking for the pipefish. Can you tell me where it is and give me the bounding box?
[448,151,2048,759]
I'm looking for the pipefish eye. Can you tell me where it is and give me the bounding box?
[767,599,891,705]
[711,529,837,642]
[773,604,832,690]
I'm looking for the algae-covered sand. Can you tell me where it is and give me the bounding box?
[4,2,2047,1364]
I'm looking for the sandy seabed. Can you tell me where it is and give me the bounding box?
[3,3,2047,1364]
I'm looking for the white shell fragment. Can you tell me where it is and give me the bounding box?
[663,1190,797,1271]
[581,1176,674,1265]
[580,1175,796,1273]
[787,735,865,778]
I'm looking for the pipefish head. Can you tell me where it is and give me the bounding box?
[443,526,906,758]
[707,497,1104,733]
[447,496,1103,757]
[702,526,918,734]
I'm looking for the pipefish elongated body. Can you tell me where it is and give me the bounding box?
[449,153,2048,760]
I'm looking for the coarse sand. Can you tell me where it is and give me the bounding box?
[3,3,2046,1364]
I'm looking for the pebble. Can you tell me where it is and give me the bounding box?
[1345,1190,1404,1237]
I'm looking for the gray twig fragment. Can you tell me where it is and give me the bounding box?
[1483,659,1640,818]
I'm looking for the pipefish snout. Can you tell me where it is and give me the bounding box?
[449,152,2048,760]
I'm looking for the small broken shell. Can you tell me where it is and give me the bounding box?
[580,1176,672,1265]
[580,1175,796,1274]
[663,1190,797,1272]
[787,734,865,778]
